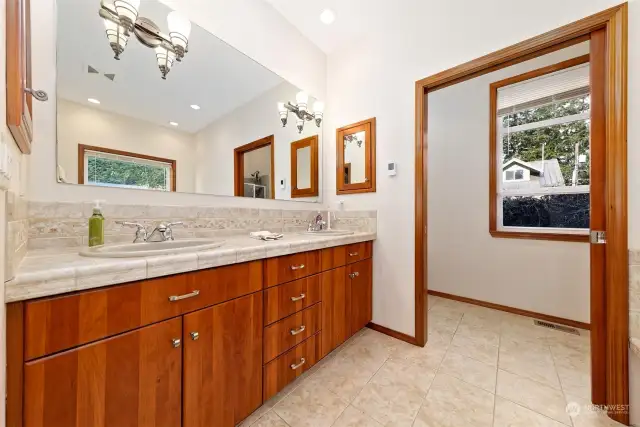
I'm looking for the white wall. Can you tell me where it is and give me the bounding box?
[57,99,197,193]
[29,0,326,209]
[428,43,590,323]
[195,82,322,201]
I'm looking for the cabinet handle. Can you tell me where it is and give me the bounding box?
[290,325,306,336]
[290,293,306,302]
[349,272,360,279]
[290,358,306,370]
[171,338,181,348]
[168,290,200,302]
[349,252,359,257]
[190,332,199,341]
[290,264,305,271]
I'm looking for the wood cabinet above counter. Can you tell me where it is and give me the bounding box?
[7,239,375,427]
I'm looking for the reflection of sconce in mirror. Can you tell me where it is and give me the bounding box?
[98,0,191,80]
[277,92,324,134]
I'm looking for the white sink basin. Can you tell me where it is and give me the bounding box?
[300,230,355,237]
[80,239,225,258]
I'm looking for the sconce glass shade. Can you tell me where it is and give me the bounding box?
[277,102,288,127]
[313,101,324,127]
[167,11,191,55]
[103,18,128,59]
[296,91,308,112]
[155,46,176,80]
[296,117,304,134]
[113,0,140,27]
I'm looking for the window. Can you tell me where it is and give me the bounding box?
[490,56,591,240]
[78,144,176,191]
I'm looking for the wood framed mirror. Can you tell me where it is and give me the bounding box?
[290,135,318,198]
[336,118,376,194]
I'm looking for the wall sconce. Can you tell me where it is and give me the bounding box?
[277,92,324,134]
[98,0,191,80]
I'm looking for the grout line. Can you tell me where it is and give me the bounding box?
[492,321,502,426]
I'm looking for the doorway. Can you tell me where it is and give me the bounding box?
[234,135,275,199]
[414,4,628,424]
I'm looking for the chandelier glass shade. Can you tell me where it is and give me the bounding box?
[277,92,324,134]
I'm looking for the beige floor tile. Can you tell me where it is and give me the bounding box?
[274,382,348,427]
[332,406,383,427]
[493,397,568,427]
[352,369,425,427]
[428,311,462,335]
[336,331,396,371]
[455,316,500,347]
[553,355,591,399]
[373,357,436,397]
[496,370,571,425]
[438,351,497,392]
[414,373,494,427]
[250,410,290,427]
[427,330,454,348]
[498,339,561,389]
[391,340,448,372]
[305,355,377,402]
[449,333,499,366]
[565,395,627,427]
[429,304,466,320]
[500,319,549,346]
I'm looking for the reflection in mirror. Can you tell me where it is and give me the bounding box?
[291,136,318,198]
[336,118,376,194]
[55,0,323,202]
[343,131,366,185]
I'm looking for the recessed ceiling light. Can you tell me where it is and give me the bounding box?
[87,98,100,104]
[190,104,201,110]
[169,121,179,126]
[320,9,335,25]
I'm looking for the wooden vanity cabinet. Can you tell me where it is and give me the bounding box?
[7,240,374,427]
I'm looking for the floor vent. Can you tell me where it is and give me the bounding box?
[534,320,580,335]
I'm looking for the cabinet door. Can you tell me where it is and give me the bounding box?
[349,258,373,334]
[24,318,183,427]
[183,292,263,427]
[320,267,351,357]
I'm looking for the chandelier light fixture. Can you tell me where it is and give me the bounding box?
[277,92,324,134]
[98,0,192,80]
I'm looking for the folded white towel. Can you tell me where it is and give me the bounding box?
[249,231,284,241]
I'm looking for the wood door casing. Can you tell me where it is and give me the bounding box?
[290,135,319,198]
[349,259,373,334]
[234,135,275,199]
[183,292,263,427]
[24,318,183,427]
[320,267,351,358]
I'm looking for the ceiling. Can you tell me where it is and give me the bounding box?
[57,0,286,134]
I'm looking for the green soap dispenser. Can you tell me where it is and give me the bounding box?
[88,200,105,247]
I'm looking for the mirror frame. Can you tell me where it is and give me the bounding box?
[290,135,319,198]
[336,117,376,194]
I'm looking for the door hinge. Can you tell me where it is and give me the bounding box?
[590,230,606,244]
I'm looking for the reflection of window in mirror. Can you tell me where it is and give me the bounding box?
[290,135,318,198]
[336,118,376,194]
[234,135,275,199]
[78,144,176,191]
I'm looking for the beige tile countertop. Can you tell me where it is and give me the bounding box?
[632,338,640,359]
[6,232,376,303]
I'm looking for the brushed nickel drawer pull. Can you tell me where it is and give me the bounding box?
[190,332,199,341]
[168,290,200,302]
[290,325,306,336]
[291,293,306,302]
[349,272,360,279]
[290,264,305,271]
[290,358,306,370]
[349,252,359,257]
[171,338,181,348]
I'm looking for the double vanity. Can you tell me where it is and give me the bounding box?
[6,231,375,427]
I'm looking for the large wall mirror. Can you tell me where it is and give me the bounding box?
[55,0,323,202]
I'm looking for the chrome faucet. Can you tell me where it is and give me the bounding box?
[307,212,326,232]
[147,222,184,242]
[116,221,183,243]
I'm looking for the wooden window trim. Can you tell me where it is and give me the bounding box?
[336,118,376,195]
[290,135,319,198]
[489,54,591,243]
[233,135,275,199]
[78,144,177,192]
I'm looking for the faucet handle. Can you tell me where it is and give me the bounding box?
[116,221,146,230]
[116,221,148,243]
[167,221,184,228]
[164,221,183,241]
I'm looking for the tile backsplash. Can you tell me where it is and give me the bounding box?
[25,201,376,253]
[5,191,29,281]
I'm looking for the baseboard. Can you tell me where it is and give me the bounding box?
[427,290,591,331]
[366,322,419,346]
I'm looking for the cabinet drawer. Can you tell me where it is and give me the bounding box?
[320,241,372,270]
[264,275,322,325]
[264,250,321,288]
[263,332,322,401]
[345,241,372,264]
[24,261,263,360]
[263,303,322,363]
